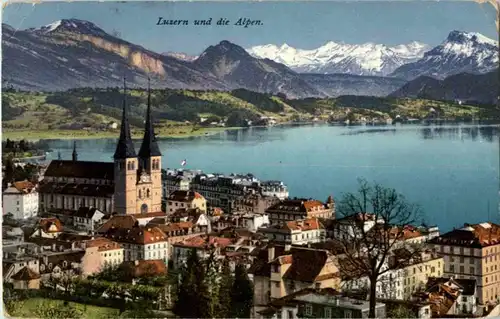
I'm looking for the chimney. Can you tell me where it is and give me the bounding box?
[285,244,291,252]
[52,243,56,251]
[268,246,275,262]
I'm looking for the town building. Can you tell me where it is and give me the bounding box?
[421,277,478,315]
[38,83,163,215]
[30,217,64,239]
[162,169,201,196]
[166,190,207,214]
[260,181,289,200]
[257,288,386,319]
[429,222,500,304]
[236,213,271,232]
[340,249,443,301]
[412,276,478,317]
[3,181,39,220]
[249,244,341,308]
[265,197,335,225]
[101,225,169,263]
[73,206,106,232]
[232,193,281,216]
[258,218,326,245]
[79,237,124,276]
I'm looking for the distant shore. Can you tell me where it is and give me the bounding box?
[1,126,243,142]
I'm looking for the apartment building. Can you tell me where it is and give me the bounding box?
[258,218,326,245]
[429,222,500,304]
[266,197,335,225]
[3,181,39,219]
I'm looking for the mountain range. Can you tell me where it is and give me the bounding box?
[2,19,497,101]
[248,41,430,77]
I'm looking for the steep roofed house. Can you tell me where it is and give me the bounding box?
[30,217,64,239]
[11,266,42,290]
[3,180,38,219]
[80,237,124,276]
[429,222,500,304]
[265,197,335,225]
[102,225,169,264]
[166,190,207,214]
[258,218,326,245]
[249,244,340,313]
[73,206,105,232]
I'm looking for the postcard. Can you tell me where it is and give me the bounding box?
[2,1,499,318]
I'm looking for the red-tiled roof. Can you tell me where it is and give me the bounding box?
[6,181,36,194]
[283,218,323,231]
[249,244,338,283]
[430,222,500,248]
[266,199,327,214]
[103,226,168,245]
[97,215,138,233]
[39,218,63,233]
[174,235,234,249]
[84,237,121,252]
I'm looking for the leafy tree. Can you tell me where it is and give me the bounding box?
[334,179,423,318]
[230,264,254,318]
[217,258,233,318]
[3,158,15,187]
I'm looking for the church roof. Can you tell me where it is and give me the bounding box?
[138,82,161,158]
[44,160,114,180]
[38,182,114,198]
[114,80,137,160]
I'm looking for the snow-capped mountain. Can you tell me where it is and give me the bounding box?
[247,41,430,76]
[390,31,498,80]
[30,19,109,37]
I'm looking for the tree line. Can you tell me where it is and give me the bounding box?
[174,248,254,318]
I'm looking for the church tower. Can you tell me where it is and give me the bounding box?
[113,78,138,215]
[137,78,162,214]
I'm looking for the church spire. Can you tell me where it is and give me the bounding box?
[72,141,78,162]
[138,77,161,158]
[113,77,137,160]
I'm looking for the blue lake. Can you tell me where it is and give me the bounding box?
[43,124,500,232]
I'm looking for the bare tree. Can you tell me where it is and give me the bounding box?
[333,179,424,318]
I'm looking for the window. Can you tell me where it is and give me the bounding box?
[460,266,464,274]
[470,267,475,274]
[460,256,465,263]
[324,307,332,318]
[305,304,313,316]
[450,265,455,272]
[344,310,352,318]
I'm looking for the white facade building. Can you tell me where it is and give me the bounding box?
[3,181,39,220]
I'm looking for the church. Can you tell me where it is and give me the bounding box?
[38,82,163,215]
